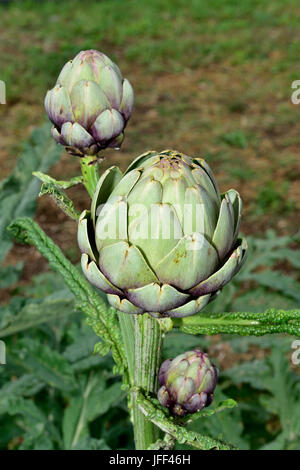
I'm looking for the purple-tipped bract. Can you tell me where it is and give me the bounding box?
[157,349,219,416]
[45,50,134,157]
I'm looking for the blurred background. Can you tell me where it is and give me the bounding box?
[0,0,299,450]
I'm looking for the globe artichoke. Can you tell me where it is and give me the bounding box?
[157,349,219,416]
[45,49,134,157]
[78,149,247,318]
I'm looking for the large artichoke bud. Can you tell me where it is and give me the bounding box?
[44,49,134,157]
[78,150,247,318]
[157,349,219,416]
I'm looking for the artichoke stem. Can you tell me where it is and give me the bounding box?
[133,314,163,449]
[80,155,100,198]
[119,312,163,449]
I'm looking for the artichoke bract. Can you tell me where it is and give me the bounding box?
[45,49,134,157]
[78,150,247,318]
[157,349,219,416]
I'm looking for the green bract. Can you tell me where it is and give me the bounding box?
[158,349,219,416]
[78,150,247,318]
[45,50,134,157]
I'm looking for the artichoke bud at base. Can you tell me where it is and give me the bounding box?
[157,349,219,416]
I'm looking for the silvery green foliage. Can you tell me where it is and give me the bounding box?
[78,150,247,317]
[45,50,134,157]
[0,123,62,265]
[157,349,218,416]
[8,217,127,377]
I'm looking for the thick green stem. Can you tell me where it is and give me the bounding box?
[80,155,99,198]
[118,312,135,384]
[118,312,163,450]
[133,314,163,449]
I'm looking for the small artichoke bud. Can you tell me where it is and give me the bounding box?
[157,349,219,417]
[45,49,134,157]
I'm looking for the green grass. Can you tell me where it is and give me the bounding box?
[254,181,295,215]
[1,0,300,99]
[0,0,299,231]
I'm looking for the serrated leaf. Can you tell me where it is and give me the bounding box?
[259,432,287,451]
[228,335,290,354]
[0,374,44,397]
[0,297,75,338]
[93,341,110,356]
[238,232,300,278]
[186,390,248,450]
[250,271,300,302]
[63,330,100,363]
[17,338,76,391]
[263,347,300,441]
[0,395,46,425]
[63,372,103,449]
[0,122,62,263]
[71,354,109,373]
[225,359,271,390]
[163,332,209,359]
[0,262,23,288]
[222,339,300,450]
[63,395,87,450]
[8,218,127,377]
[136,391,236,450]
[0,417,21,448]
[183,399,237,424]
[73,437,110,450]
[85,381,124,422]
[24,270,72,298]
[19,423,55,450]
[63,371,123,450]
[173,308,300,337]
[38,182,81,220]
[232,289,298,313]
[33,171,83,190]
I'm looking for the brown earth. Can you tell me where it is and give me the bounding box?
[1,63,300,285]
